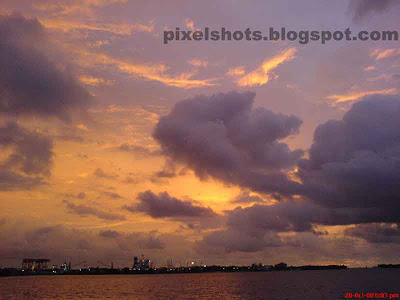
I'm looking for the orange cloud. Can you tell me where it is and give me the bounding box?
[40,19,153,35]
[366,74,393,82]
[188,59,208,68]
[327,88,398,103]
[34,0,128,16]
[75,50,217,89]
[364,66,376,71]
[79,75,114,86]
[370,48,400,60]
[236,48,297,87]
[226,66,245,76]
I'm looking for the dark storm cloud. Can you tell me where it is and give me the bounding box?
[123,190,217,219]
[195,202,351,254]
[63,200,126,220]
[345,223,400,244]
[153,91,304,197]
[226,203,316,233]
[228,202,400,234]
[0,121,53,190]
[197,194,400,254]
[299,95,400,219]
[349,0,400,21]
[0,13,91,121]
[154,92,400,253]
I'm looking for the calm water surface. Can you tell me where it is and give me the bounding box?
[0,269,399,300]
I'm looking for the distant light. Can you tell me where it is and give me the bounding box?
[191,262,194,265]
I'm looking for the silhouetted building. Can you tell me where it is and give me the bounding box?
[133,255,151,270]
[21,259,50,271]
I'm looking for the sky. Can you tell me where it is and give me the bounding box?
[1,0,400,269]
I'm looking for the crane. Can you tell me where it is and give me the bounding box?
[97,261,113,268]
[71,261,87,269]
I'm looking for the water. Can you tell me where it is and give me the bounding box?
[0,269,399,300]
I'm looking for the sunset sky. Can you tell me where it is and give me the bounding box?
[1,0,400,268]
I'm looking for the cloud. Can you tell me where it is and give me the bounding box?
[0,121,53,176]
[123,190,217,219]
[364,66,376,72]
[195,94,400,254]
[153,159,177,178]
[0,169,44,191]
[226,203,318,234]
[345,223,400,244]
[393,74,400,80]
[0,121,53,190]
[349,0,400,21]
[188,59,208,68]
[370,49,400,61]
[153,91,304,197]
[327,88,398,104]
[40,19,152,36]
[227,66,245,76]
[20,225,95,258]
[103,191,124,199]
[196,229,282,254]
[0,223,180,268]
[99,230,121,238]
[64,200,126,220]
[0,13,91,121]
[33,0,129,16]
[230,191,265,204]
[93,168,119,180]
[61,192,86,199]
[236,48,296,87]
[74,50,217,89]
[137,233,165,250]
[121,176,139,184]
[151,159,187,182]
[99,229,165,249]
[119,143,161,157]
[298,94,400,222]
[79,75,114,86]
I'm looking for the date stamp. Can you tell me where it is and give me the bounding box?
[345,293,400,299]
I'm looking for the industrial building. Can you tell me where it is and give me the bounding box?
[133,255,151,270]
[21,258,50,271]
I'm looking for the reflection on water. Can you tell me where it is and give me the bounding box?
[0,269,399,300]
